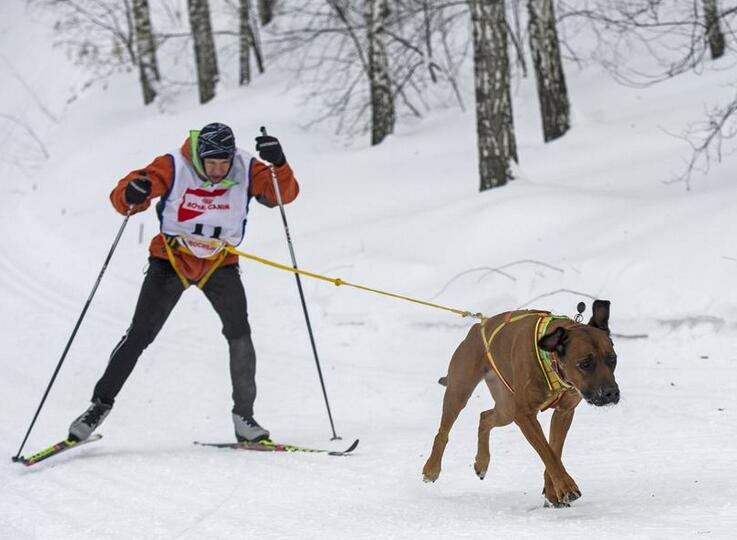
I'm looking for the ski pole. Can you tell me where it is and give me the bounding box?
[260,126,340,440]
[12,209,133,462]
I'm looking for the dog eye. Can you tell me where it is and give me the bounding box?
[605,355,617,368]
[577,358,594,371]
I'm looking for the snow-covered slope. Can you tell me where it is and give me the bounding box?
[1,3,736,539]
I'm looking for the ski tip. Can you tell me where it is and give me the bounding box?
[328,438,359,456]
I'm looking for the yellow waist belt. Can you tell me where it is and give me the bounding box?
[162,235,229,289]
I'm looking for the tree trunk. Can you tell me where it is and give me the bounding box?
[469,0,517,191]
[367,0,395,146]
[239,0,252,85]
[703,0,725,60]
[249,11,265,74]
[132,0,160,105]
[528,0,570,142]
[258,0,274,26]
[188,0,219,104]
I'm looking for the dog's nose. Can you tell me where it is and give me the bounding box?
[603,385,620,404]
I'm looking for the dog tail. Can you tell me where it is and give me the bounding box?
[437,376,448,387]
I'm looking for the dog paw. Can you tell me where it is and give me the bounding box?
[473,455,489,480]
[543,476,580,508]
[544,498,571,509]
[422,464,440,483]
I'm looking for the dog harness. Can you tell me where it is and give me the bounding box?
[480,311,574,411]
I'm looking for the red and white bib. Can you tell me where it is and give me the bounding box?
[158,149,254,257]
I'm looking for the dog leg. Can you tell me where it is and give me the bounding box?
[422,378,475,482]
[514,412,581,506]
[474,408,511,479]
[474,378,513,479]
[543,393,580,507]
[543,392,581,507]
[423,324,485,483]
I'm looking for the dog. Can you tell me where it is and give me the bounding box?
[422,300,619,507]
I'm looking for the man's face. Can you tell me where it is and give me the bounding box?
[203,158,231,183]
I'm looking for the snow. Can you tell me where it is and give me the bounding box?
[1,2,736,539]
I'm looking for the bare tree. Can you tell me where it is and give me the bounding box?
[239,0,253,85]
[44,1,137,79]
[237,0,265,85]
[673,92,737,190]
[367,0,396,145]
[703,0,726,59]
[555,1,736,84]
[528,0,570,142]
[188,0,219,104]
[469,0,517,191]
[132,0,160,105]
[268,1,468,142]
[555,1,737,187]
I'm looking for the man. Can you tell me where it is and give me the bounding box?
[68,122,298,443]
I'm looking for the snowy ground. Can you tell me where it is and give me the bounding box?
[1,3,736,539]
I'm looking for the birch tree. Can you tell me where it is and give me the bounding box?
[367,0,395,145]
[188,0,219,104]
[132,0,160,105]
[528,0,569,142]
[469,0,517,191]
[239,0,253,85]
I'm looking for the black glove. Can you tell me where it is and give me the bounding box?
[255,135,286,166]
[124,177,152,205]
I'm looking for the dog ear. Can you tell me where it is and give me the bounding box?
[538,327,569,356]
[588,299,611,333]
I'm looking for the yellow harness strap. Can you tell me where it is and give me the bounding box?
[480,312,573,411]
[163,238,191,289]
[163,236,229,290]
[480,312,544,394]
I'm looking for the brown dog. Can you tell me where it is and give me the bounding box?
[422,300,618,507]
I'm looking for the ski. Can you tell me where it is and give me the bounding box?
[15,434,103,467]
[193,438,359,456]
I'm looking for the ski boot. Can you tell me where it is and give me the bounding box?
[68,398,113,441]
[233,413,270,443]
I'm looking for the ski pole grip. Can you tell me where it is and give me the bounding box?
[260,126,268,136]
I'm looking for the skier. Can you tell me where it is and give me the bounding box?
[68,122,298,444]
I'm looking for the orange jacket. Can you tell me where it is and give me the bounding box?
[110,138,299,282]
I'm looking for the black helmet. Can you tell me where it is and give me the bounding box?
[198,122,236,160]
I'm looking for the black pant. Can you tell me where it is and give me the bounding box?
[92,257,258,418]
